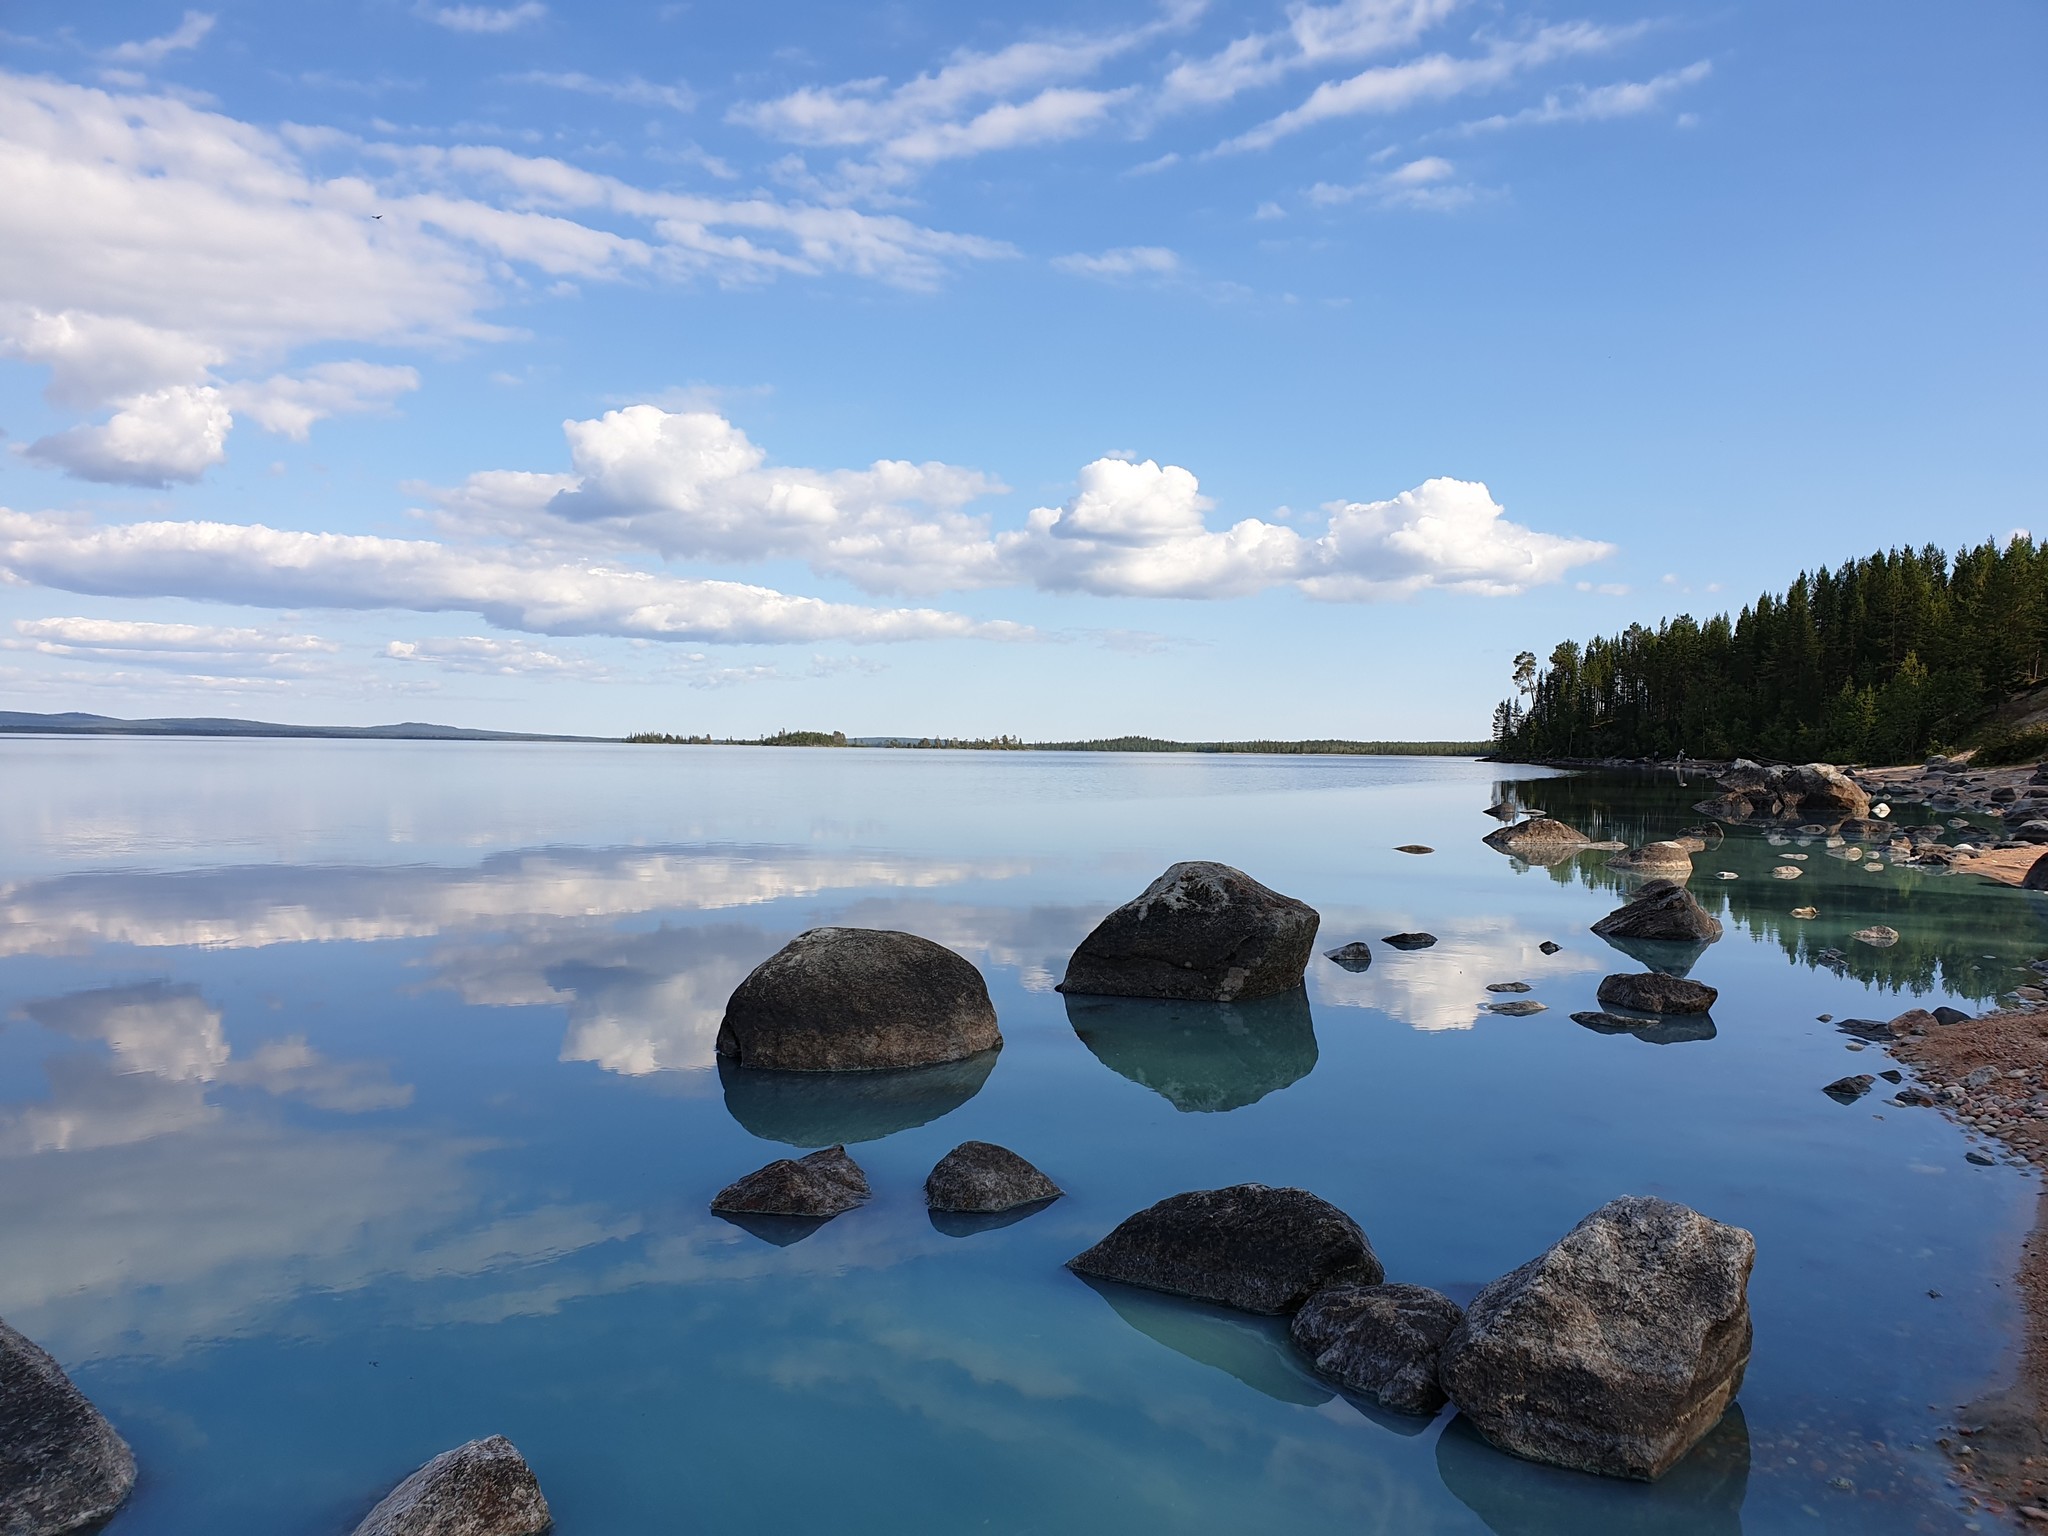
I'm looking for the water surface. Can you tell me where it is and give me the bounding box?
[0,740,2037,1534]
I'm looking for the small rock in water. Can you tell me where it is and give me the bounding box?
[1966,1151,1996,1167]
[1845,1042,1866,1051]
[1596,972,1718,1015]
[1486,981,1533,993]
[1538,941,1562,955]
[1816,1013,1833,1022]
[1790,906,1818,919]
[1815,947,1849,971]
[0,1320,137,1535]
[925,1141,1062,1213]
[713,1145,869,1218]
[1863,861,1885,871]
[1382,932,1437,951]
[1290,1283,1463,1416]
[1068,1184,1382,1314]
[1394,844,1434,855]
[1485,1000,1547,1016]
[1716,870,1739,880]
[349,1435,550,1536]
[1590,879,1723,944]
[1484,802,1519,820]
[1934,1007,1971,1026]
[1772,866,1803,880]
[1878,1069,1903,1083]
[1823,1074,1875,1103]
[1324,941,1374,971]
[1852,926,1901,948]
[1834,1018,1903,1042]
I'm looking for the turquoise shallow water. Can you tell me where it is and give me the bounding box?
[0,739,2040,1534]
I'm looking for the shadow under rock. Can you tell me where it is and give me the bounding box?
[1063,987,1318,1113]
[718,1049,998,1147]
[1436,1406,1750,1536]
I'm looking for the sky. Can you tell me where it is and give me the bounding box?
[0,1,2040,739]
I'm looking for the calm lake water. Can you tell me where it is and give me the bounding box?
[0,740,2039,1534]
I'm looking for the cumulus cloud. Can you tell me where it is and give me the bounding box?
[0,70,1006,478]
[423,405,1612,604]
[1052,245,1181,278]
[0,509,1031,645]
[26,385,232,486]
[1222,21,1642,151]
[416,2,545,33]
[103,10,216,66]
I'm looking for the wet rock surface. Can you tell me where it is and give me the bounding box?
[1596,973,1719,1015]
[1059,862,1320,1003]
[924,1141,1062,1213]
[1590,880,1723,945]
[1696,760,1870,821]
[1438,1196,1755,1481]
[1606,841,1697,876]
[350,1435,551,1536]
[1323,941,1373,971]
[711,1145,870,1218]
[1482,817,1592,862]
[718,927,1000,1071]
[1823,1074,1875,1103]
[0,1319,136,1536]
[1289,1282,1463,1416]
[1382,932,1437,951]
[1068,1184,1383,1315]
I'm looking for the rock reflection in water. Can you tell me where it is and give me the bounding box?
[1596,934,1712,979]
[1077,1277,1332,1407]
[928,1202,1054,1239]
[1572,1009,1718,1045]
[714,1210,831,1247]
[1436,1406,1749,1536]
[1063,989,1318,1112]
[717,1050,997,1147]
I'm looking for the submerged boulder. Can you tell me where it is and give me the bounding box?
[1591,880,1723,945]
[711,1145,869,1218]
[1851,926,1900,948]
[1606,842,1696,877]
[925,1142,1062,1213]
[717,927,1000,1071]
[1068,1184,1382,1315]
[1058,862,1319,1003]
[1290,1282,1464,1416]
[0,1320,135,1536]
[1437,1196,1754,1481]
[1482,818,1592,862]
[1596,973,1719,1015]
[350,1435,550,1536]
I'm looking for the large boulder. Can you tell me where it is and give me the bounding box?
[1068,1185,1382,1314]
[1290,1282,1463,1416]
[711,1145,869,1217]
[2025,851,2048,891]
[1591,881,1723,944]
[1606,842,1695,877]
[1482,818,1592,862]
[1597,973,1719,1014]
[717,927,1000,1071]
[1696,761,1868,822]
[925,1142,1062,1212]
[1057,863,1319,1003]
[350,1435,551,1536]
[0,1321,135,1536]
[1437,1196,1754,1481]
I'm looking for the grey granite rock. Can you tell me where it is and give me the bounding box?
[1482,818,1592,863]
[1591,880,1723,944]
[1437,1196,1754,1481]
[711,1145,869,1217]
[1058,862,1319,1003]
[1382,932,1437,951]
[1822,1074,1875,1103]
[1606,842,1696,877]
[1324,941,1373,971]
[1068,1184,1382,1315]
[717,927,1000,1071]
[1596,973,1719,1015]
[0,1320,135,1536]
[924,1142,1062,1213]
[350,1436,550,1536]
[1290,1282,1464,1415]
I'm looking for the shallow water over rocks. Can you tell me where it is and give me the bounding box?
[0,740,2038,1533]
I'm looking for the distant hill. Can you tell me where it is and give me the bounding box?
[0,711,605,743]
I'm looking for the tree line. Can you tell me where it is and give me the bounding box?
[1494,536,2048,763]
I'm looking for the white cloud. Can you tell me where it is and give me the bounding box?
[1161,0,1466,108]
[0,508,1031,645]
[1308,154,1478,210]
[5,615,343,679]
[1460,60,1711,132]
[416,2,545,34]
[0,71,1007,479]
[25,385,232,486]
[1052,245,1181,278]
[508,72,696,113]
[1302,476,1614,598]
[103,10,216,66]
[384,635,605,677]
[1222,21,1642,151]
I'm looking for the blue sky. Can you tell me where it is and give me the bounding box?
[0,1,2040,738]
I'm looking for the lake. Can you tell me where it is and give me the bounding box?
[0,739,2035,1534]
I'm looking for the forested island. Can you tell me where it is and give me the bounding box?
[1494,537,2048,764]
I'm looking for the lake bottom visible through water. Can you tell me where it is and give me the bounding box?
[0,740,2039,1535]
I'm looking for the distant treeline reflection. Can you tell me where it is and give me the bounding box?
[627,731,1487,755]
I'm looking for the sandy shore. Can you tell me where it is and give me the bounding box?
[1887,1005,2048,1524]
